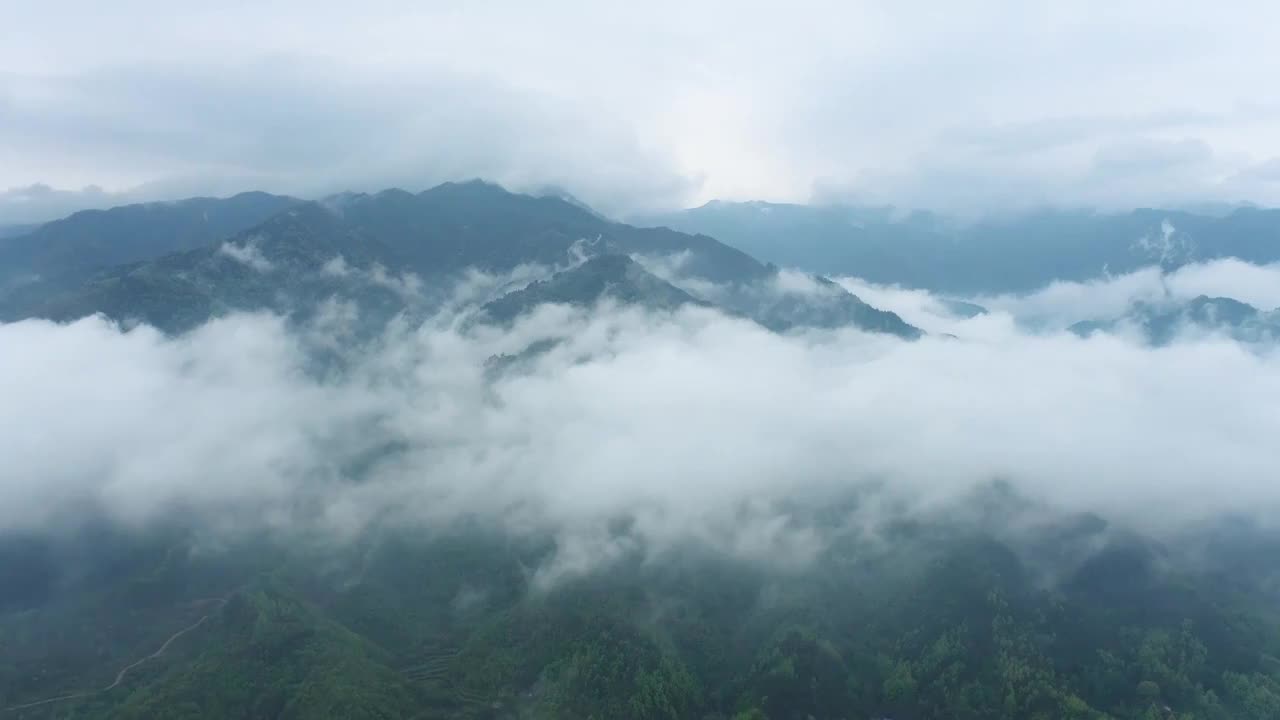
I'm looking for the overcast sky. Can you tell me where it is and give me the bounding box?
[4,1,1280,222]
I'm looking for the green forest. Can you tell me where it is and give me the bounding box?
[3,494,1278,720]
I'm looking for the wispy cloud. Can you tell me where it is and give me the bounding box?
[218,238,274,272]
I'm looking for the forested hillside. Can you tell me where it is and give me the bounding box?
[3,496,1279,719]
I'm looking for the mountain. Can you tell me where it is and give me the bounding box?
[639,201,1280,294]
[0,192,301,324]
[480,254,708,324]
[1070,295,1280,344]
[4,182,920,338]
[12,203,410,333]
[5,496,1280,719]
[0,192,300,292]
[478,254,922,337]
[705,273,923,337]
[6,185,1280,720]
[330,180,768,284]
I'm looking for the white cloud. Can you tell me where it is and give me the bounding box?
[965,259,1280,330]
[1168,258,1280,311]
[218,238,274,272]
[2,261,1279,581]
[833,277,979,335]
[320,256,351,277]
[771,268,832,296]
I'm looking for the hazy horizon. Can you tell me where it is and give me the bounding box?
[6,1,1280,224]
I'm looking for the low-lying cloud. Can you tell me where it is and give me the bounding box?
[970,258,1280,330]
[2,261,1279,582]
[218,239,274,272]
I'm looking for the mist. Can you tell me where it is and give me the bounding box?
[2,258,1278,584]
[837,257,1280,334]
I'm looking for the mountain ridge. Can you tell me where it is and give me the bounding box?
[638,201,1280,294]
[1,183,921,339]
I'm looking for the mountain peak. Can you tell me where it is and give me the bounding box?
[421,179,511,199]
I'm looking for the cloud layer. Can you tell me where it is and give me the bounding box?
[5,1,1280,220]
[3,259,1279,581]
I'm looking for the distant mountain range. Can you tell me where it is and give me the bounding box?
[638,201,1280,294]
[16,183,1278,343]
[0,181,920,339]
[0,192,301,290]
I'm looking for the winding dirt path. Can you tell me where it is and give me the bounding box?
[2,598,226,714]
